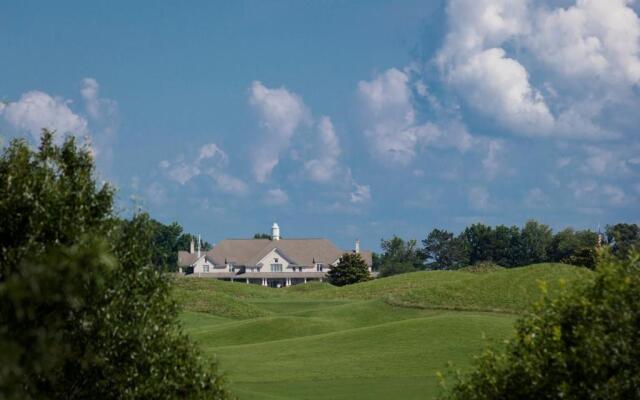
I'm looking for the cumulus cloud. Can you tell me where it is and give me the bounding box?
[524,187,550,208]
[265,188,289,205]
[159,142,248,196]
[249,81,310,182]
[528,0,640,85]
[357,67,473,165]
[445,48,555,135]
[304,116,341,183]
[1,91,88,142]
[481,139,505,179]
[436,0,640,139]
[350,183,372,204]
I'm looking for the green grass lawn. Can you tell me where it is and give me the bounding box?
[175,264,592,399]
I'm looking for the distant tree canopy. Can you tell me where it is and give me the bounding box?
[0,131,230,399]
[374,220,632,276]
[327,252,371,286]
[253,233,272,239]
[443,251,640,399]
[146,219,212,271]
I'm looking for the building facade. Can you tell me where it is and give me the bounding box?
[177,223,372,287]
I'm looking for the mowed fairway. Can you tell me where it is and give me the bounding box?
[175,264,591,399]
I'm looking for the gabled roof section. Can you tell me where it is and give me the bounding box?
[178,251,221,267]
[181,238,374,268]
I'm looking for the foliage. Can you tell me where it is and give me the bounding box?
[422,229,469,270]
[606,223,640,258]
[253,233,272,239]
[519,219,553,265]
[147,219,211,271]
[0,131,231,399]
[379,260,418,277]
[377,236,425,276]
[327,252,371,286]
[443,252,640,400]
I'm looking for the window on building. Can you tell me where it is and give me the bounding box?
[274,258,279,263]
[228,265,235,272]
[271,264,283,272]
[316,263,324,272]
[203,265,209,273]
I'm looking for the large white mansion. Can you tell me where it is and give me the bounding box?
[178,223,372,287]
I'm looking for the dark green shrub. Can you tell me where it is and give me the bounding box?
[327,253,371,286]
[443,252,640,399]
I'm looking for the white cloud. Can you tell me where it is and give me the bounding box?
[161,161,200,185]
[468,186,489,210]
[210,171,249,196]
[602,184,628,205]
[249,81,310,182]
[304,116,341,182]
[198,143,228,164]
[264,188,289,205]
[524,187,550,208]
[357,68,473,164]
[481,139,504,179]
[445,48,555,135]
[528,0,640,85]
[1,90,88,142]
[159,142,248,196]
[436,0,640,139]
[350,183,371,204]
[580,145,632,176]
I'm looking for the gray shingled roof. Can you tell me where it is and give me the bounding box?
[178,238,372,268]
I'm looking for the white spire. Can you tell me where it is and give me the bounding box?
[197,234,201,257]
[355,239,360,254]
[271,222,280,241]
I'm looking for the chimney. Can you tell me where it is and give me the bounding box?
[271,222,280,241]
[355,239,360,254]
[190,239,195,254]
[197,234,201,257]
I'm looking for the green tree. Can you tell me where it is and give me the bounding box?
[379,236,425,271]
[519,220,553,265]
[253,233,272,239]
[0,131,230,399]
[422,229,469,270]
[444,251,640,399]
[460,224,494,265]
[327,252,371,286]
[379,260,418,277]
[492,225,521,267]
[549,228,598,268]
[606,223,640,258]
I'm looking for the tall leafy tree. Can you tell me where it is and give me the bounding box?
[461,224,495,265]
[379,236,425,269]
[422,229,469,270]
[0,131,230,399]
[519,220,553,265]
[491,225,521,267]
[606,223,640,258]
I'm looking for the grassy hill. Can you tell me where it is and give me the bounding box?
[174,264,592,399]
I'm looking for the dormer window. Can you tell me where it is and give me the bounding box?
[274,258,279,263]
[316,263,324,272]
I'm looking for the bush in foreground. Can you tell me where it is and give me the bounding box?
[443,252,640,400]
[0,132,230,399]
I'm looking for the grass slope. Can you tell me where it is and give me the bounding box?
[175,264,592,399]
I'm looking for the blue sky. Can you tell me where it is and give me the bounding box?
[1,0,639,251]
